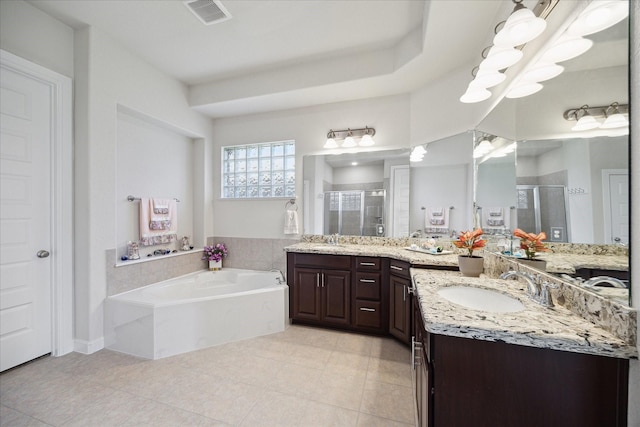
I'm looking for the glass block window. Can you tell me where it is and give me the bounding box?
[222,140,295,199]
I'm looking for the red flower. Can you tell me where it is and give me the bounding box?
[453,228,486,257]
[513,229,548,260]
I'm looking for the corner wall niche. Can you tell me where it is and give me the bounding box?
[115,106,195,264]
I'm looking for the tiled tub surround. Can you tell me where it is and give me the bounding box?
[411,270,637,359]
[209,236,300,273]
[106,248,207,296]
[287,236,637,347]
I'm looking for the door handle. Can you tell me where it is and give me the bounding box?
[37,250,50,258]
[359,279,376,283]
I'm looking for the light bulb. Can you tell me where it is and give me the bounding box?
[572,114,600,131]
[568,1,629,36]
[324,138,337,149]
[359,134,375,146]
[493,4,547,47]
[460,86,491,103]
[342,135,356,148]
[540,35,593,63]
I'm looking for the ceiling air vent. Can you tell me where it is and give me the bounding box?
[183,0,231,25]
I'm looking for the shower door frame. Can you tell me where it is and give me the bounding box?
[516,184,571,243]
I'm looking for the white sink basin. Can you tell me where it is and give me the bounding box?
[437,286,525,313]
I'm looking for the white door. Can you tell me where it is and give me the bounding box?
[0,65,52,371]
[391,166,410,238]
[604,172,629,245]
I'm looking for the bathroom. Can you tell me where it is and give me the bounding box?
[0,0,638,425]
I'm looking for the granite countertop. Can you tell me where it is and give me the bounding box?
[537,253,629,274]
[412,269,637,360]
[285,242,459,268]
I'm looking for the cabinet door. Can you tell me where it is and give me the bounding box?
[321,269,351,326]
[292,267,321,321]
[389,274,411,344]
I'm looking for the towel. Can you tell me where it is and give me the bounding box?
[284,210,299,235]
[140,198,178,246]
[424,207,449,233]
[482,206,509,229]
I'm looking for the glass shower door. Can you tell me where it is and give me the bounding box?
[516,185,569,242]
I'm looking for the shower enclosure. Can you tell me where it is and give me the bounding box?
[516,185,570,242]
[323,190,386,236]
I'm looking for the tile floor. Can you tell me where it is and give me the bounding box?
[0,325,415,426]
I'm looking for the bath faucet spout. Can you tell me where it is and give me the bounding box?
[271,269,286,285]
[499,270,553,307]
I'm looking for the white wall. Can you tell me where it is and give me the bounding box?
[116,110,195,259]
[211,94,411,239]
[0,0,74,78]
[73,26,215,350]
[333,164,383,185]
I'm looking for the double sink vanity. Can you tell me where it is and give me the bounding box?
[285,238,636,427]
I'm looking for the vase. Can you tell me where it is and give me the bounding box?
[209,260,222,271]
[518,258,547,271]
[458,255,484,277]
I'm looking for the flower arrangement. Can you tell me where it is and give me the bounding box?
[203,243,228,262]
[513,229,548,260]
[453,228,486,257]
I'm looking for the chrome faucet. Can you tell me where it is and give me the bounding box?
[583,276,627,289]
[270,269,286,285]
[499,270,554,308]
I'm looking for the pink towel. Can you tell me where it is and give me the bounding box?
[139,198,178,246]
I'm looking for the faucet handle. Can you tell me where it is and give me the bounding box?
[539,280,557,308]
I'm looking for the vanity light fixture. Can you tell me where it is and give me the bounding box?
[473,136,495,158]
[493,0,547,47]
[324,127,376,149]
[460,0,552,104]
[567,0,629,37]
[564,103,629,131]
[410,145,427,162]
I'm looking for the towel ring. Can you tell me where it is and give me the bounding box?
[285,199,298,211]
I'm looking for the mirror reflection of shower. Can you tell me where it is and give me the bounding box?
[516,185,570,242]
[323,190,386,236]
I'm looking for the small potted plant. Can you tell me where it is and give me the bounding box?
[203,243,228,271]
[453,228,486,277]
[513,228,548,270]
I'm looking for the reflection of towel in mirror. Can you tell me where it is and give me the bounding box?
[425,207,449,230]
[483,207,508,229]
[140,198,178,246]
[284,210,299,234]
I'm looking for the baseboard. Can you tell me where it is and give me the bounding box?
[74,337,105,354]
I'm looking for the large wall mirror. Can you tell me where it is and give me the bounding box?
[302,149,410,237]
[476,13,629,305]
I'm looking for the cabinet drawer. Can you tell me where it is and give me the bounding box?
[355,257,381,271]
[355,272,381,300]
[354,300,382,329]
[293,253,351,269]
[389,259,411,278]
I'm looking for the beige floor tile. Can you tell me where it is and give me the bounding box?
[285,342,333,370]
[278,325,342,349]
[121,400,227,426]
[366,358,412,387]
[335,332,374,356]
[300,401,360,427]
[356,412,415,427]
[60,389,160,426]
[360,379,415,424]
[268,362,322,398]
[369,337,411,363]
[325,351,371,376]
[312,370,367,410]
[0,404,48,427]
[240,390,309,426]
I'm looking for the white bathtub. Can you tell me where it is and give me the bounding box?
[104,268,289,359]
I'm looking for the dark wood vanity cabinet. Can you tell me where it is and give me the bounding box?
[412,300,629,427]
[289,253,351,327]
[288,252,388,333]
[389,259,412,344]
[352,256,387,333]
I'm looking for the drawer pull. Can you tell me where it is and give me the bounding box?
[359,307,376,312]
[390,265,404,271]
[359,279,376,283]
[360,262,376,266]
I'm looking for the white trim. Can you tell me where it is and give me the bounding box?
[74,337,105,355]
[602,168,629,245]
[1,50,74,357]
